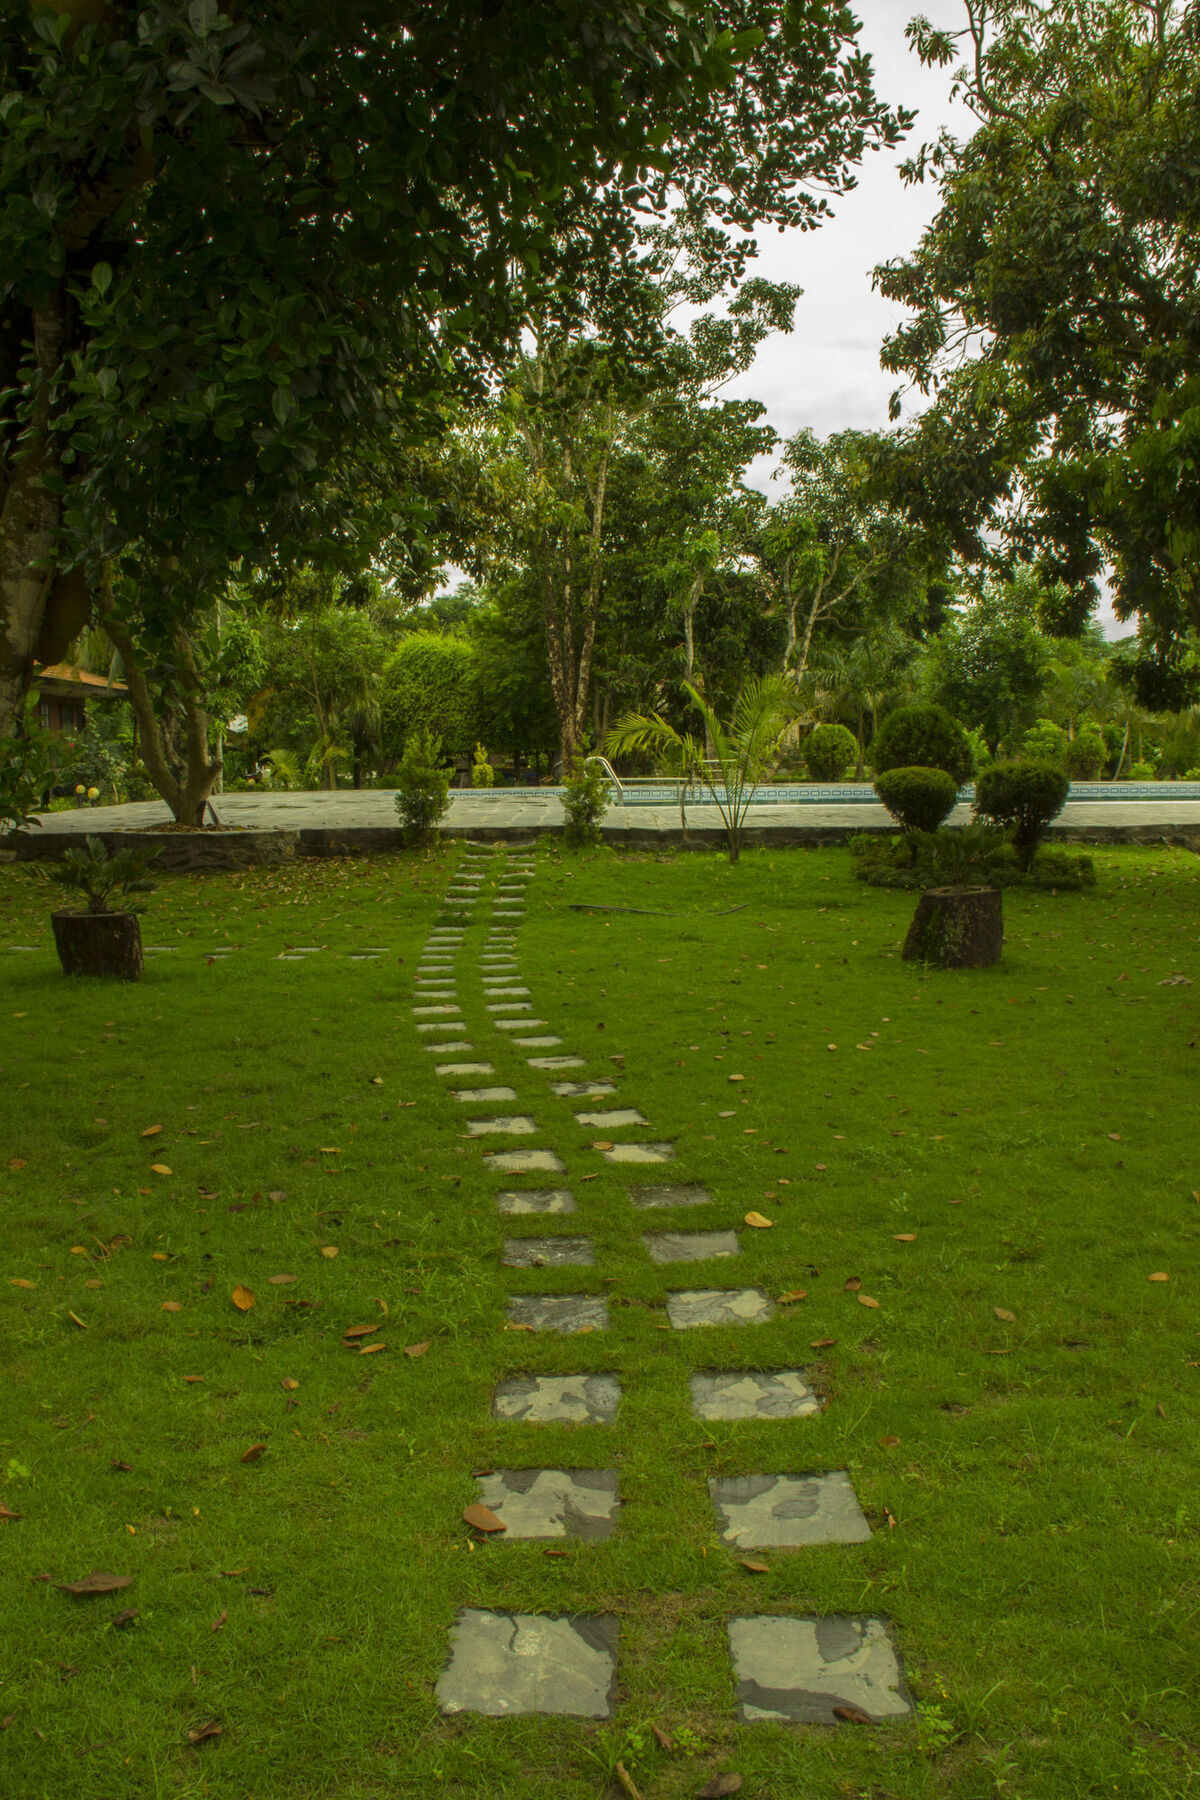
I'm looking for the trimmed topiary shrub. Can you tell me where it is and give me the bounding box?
[470,743,494,789]
[871,704,973,786]
[393,729,451,848]
[381,634,480,762]
[1021,719,1069,765]
[973,759,1069,869]
[804,722,859,781]
[1066,724,1105,779]
[874,765,959,836]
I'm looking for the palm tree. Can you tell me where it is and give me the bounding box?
[604,675,801,863]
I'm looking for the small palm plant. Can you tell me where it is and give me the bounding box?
[605,676,801,863]
[46,836,158,914]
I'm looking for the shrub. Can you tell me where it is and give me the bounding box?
[1021,718,1069,765]
[1025,846,1097,890]
[45,835,158,914]
[470,743,495,789]
[874,765,959,835]
[1127,761,1157,781]
[560,757,610,847]
[1066,725,1105,779]
[393,729,451,848]
[973,759,1069,869]
[804,722,859,781]
[871,704,973,786]
[380,634,479,761]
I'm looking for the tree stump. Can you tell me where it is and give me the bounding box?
[52,912,144,981]
[901,886,1002,969]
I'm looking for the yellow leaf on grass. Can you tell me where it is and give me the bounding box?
[358,1342,386,1355]
[994,1306,1016,1321]
[857,1294,880,1309]
[161,1301,182,1313]
[69,1246,88,1256]
[150,1164,172,1176]
[744,1212,773,1230]
[893,1233,917,1243]
[8,1159,27,1171]
[268,1274,296,1285]
[9,1278,35,1290]
[403,1341,431,1358]
[1148,1271,1170,1283]
[140,1125,162,1138]
[240,1443,266,1463]
[463,1503,506,1533]
[777,1289,807,1304]
[280,1377,299,1391]
[320,1246,338,1259]
[231,1285,256,1312]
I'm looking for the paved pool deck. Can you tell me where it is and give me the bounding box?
[10,787,1200,856]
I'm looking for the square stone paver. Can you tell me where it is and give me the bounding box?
[487,1003,533,1014]
[515,1036,563,1049]
[530,1055,585,1070]
[475,1469,619,1539]
[506,1294,608,1334]
[416,1022,468,1035]
[576,1108,646,1129]
[503,1236,595,1268]
[666,1289,775,1329]
[602,1142,675,1164]
[495,1016,547,1031]
[425,1040,474,1053]
[437,1062,495,1077]
[452,1086,518,1103]
[710,1472,870,1548]
[690,1371,821,1421]
[466,1115,538,1136]
[497,1187,575,1215]
[413,1003,462,1017]
[438,1610,617,1718]
[629,1184,712,1210]
[483,985,530,997]
[644,1230,740,1264]
[492,1373,621,1423]
[485,1148,565,1175]
[728,1616,913,1724]
[552,1080,615,1098]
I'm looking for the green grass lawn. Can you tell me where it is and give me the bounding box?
[1,841,1198,1800]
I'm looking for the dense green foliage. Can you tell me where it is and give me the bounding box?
[380,635,479,763]
[974,760,1071,870]
[871,703,973,786]
[560,757,611,848]
[873,765,959,836]
[392,728,451,847]
[803,721,859,781]
[44,834,157,915]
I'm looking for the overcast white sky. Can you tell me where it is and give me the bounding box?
[729,0,1122,635]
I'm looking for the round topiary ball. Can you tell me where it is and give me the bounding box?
[804,722,859,781]
[872,704,973,787]
[874,765,960,834]
[973,759,1069,868]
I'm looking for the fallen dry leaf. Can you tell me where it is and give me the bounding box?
[0,1503,23,1521]
[57,1571,133,1596]
[68,1311,88,1329]
[739,1559,769,1574]
[186,1720,223,1745]
[280,1377,299,1392]
[341,1323,378,1340]
[150,1164,173,1176]
[994,1306,1016,1322]
[652,1724,675,1753]
[161,1300,182,1313]
[832,1703,875,1725]
[696,1775,743,1798]
[615,1761,645,1800]
[84,1280,104,1290]
[893,1233,917,1243]
[320,1246,339,1259]
[268,1274,296,1286]
[231,1285,256,1312]
[8,1159,27,1171]
[151,1252,169,1262]
[728,1073,745,1083]
[857,1294,880,1310]
[777,1289,807,1305]
[879,1434,900,1449]
[9,1278,35,1290]
[69,1245,88,1256]
[1148,1271,1170,1283]
[140,1125,162,1138]
[240,1443,266,1463]
[268,1190,287,1202]
[358,1342,386,1355]
[743,1211,772,1229]
[210,1610,227,1634]
[112,1608,138,1629]
[403,1341,431,1358]
[182,1375,204,1384]
[810,1337,837,1349]
[591,1140,613,1151]
[463,1503,506,1533]
[843,1275,862,1291]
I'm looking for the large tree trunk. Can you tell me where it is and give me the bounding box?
[98,587,220,825]
[902,886,1003,968]
[0,302,65,738]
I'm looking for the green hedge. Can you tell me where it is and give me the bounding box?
[874,765,959,834]
[380,634,479,761]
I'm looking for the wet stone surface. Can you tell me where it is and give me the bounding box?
[530,1056,585,1070]
[496,1187,576,1215]
[728,1615,913,1725]
[475,1468,619,1540]
[690,1370,821,1421]
[492,1372,620,1424]
[551,1080,616,1098]
[644,1230,740,1264]
[602,1142,675,1165]
[425,1040,474,1053]
[485,1148,566,1174]
[452,1086,518,1103]
[436,1062,495,1077]
[466,1115,538,1136]
[576,1108,646,1129]
[629,1184,712,1211]
[666,1288,775,1329]
[515,1036,563,1049]
[506,1294,608,1334]
[495,1016,547,1031]
[503,1236,595,1268]
[437,1610,618,1719]
[710,1472,870,1548]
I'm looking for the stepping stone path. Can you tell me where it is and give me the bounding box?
[406,843,913,1733]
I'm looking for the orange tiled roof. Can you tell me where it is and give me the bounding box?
[35,663,128,693]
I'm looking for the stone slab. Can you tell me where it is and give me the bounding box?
[710,1472,870,1548]
[644,1230,740,1264]
[530,1056,585,1070]
[485,1149,565,1175]
[728,1615,913,1724]
[466,1115,538,1136]
[452,1086,518,1102]
[437,1062,495,1077]
[576,1108,647,1129]
[552,1080,616,1098]
[416,1021,468,1034]
[486,1003,533,1014]
[629,1184,712,1210]
[667,1288,775,1329]
[602,1142,674,1164]
[506,1294,608,1334]
[495,1017,547,1031]
[493,1373,620,1423]
[425,1040,474,1053]
[475,1469,619,1539]
[690,1370,820,1421]
[497,1187,575,1215]
[437,1610,617,1718]
[515,1036,563,1048]
[413,1003,461,1016]
[482,985,530,996]
[503,1237,595,1268]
